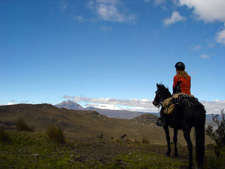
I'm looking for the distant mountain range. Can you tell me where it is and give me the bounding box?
[55,100,221,125]
[55,100,149,119]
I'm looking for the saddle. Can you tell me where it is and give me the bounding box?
[163,93,198,114]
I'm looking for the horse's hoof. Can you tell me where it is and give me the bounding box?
[174,153,178,157]
[166,153,170,157]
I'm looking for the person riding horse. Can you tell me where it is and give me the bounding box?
[173,62,191,95]
[156,62,191,126]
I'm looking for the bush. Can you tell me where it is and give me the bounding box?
[206,109,225,157]
[16,118,34,132]
[142,136,149,144]
[46,125,65,144]
[0,127,10,143]
[97,133,104,139]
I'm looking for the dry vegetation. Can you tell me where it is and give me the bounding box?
[1,103,223,168]
[0,104,213,145]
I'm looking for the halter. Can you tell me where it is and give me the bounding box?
[154,88,167,108]
[156,101,163,108]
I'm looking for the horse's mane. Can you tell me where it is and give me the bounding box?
[158,83,171,94]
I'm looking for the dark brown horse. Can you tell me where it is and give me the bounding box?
[152,83,206,169]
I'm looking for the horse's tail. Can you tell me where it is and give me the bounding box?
[194,107,206,169]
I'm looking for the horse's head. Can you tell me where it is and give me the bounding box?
[152,83,172,107]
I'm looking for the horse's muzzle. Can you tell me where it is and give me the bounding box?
[152,101,157,106]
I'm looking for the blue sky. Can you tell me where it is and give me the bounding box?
[1,0,225,114]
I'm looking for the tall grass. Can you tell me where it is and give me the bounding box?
[0,127,10,143]
[16,118,34,132]
[142,136,149,144]
[46,125,65,144]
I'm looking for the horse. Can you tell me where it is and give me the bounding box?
[152,83,206,169]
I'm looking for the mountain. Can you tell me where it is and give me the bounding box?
[55,100,147,119]
[84,107,145,119]
[55,100,83,110]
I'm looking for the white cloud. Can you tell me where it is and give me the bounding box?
[99,26,113,31]
[73,15,85,22]
[178,0,225,23]
[155,0,165,5]
[200,54,210,59]
[7,103,15,105]
[176,1,225,46]
[63,95,225,114]
[190,45,201,51]
[59,1,68,11]
[64,95,158,112]
[87,0,137,24]
[163,11,186,25]
[215,29,225,45]
[200,100,225,114]
[144,0,150,3]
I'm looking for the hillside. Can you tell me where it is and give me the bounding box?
[0,104,213,145]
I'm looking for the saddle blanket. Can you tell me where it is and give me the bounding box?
[163,93,196,114]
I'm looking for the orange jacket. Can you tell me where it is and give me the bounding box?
[173,74,191,95]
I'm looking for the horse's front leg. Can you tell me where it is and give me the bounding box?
[163,125,171,156]
[183,129,193,169]
[173,128,178,157]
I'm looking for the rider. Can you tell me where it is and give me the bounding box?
[173,62,191,95]
[156,62,191,126]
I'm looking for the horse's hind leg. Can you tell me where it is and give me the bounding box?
[183,129,193,169]
[164,125,171,156]
[173,128,178,157]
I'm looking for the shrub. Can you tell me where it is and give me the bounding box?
[97,133,104,139]
[16,118,34,132]
[206,109,225,157]
[0,127,10,143]
[142,136,149,144]
[46,125,65,144]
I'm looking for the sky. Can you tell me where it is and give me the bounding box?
[1,0,225,114]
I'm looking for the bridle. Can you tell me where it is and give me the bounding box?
[154,90,163,108]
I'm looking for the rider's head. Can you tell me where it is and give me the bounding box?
[175,62,185,71]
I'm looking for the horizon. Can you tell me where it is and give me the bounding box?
[2,99,224,115]
[1,0,225,115]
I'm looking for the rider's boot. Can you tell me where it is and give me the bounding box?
[156,115,166,127]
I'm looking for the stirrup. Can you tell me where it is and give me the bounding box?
[156,118,165,127]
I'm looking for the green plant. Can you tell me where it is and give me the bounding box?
[46,125,65,144]
[16,118,34,132]
[0,127,10,143]
[206,109,225,157]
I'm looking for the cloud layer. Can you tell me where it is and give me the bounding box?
[63,95,225,114]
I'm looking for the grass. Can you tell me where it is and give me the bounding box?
[0,130,224,169]
[16,118,34,132]
[0,128,11,144]
[46,125,65,144]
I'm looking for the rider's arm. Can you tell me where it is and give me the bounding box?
[173,75,178,94]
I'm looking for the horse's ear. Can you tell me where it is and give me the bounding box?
[156,83,159,88]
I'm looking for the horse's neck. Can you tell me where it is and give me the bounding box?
[163,92,172,101]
